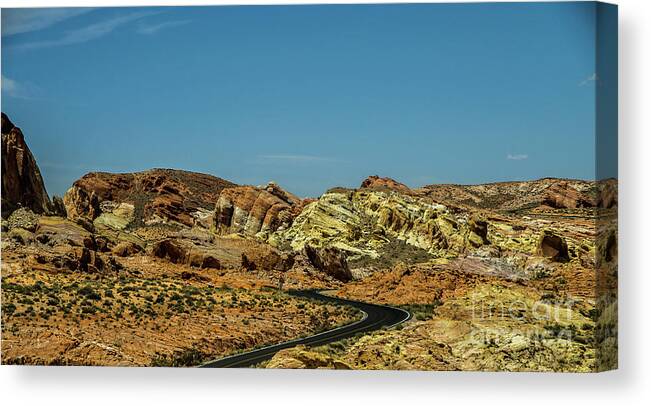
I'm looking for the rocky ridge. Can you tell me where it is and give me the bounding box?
[420,177,606,212]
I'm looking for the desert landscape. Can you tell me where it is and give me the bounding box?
[1,112,617,371]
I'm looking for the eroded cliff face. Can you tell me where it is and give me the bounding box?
[1,113,51,217]
[213,182,305,238]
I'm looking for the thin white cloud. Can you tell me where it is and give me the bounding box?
[137,19,191,35]
[579,73,598,86]
[13,11,158,50]
[507,154,528,161]
[258,154,332,162]
[1,74,40,99]
[1,8,95,37]
[1,75,18,95]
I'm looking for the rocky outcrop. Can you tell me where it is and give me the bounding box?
[111,241,143,257]
[2,214,123,274]
[541,182,595,209]
[150,239,221,269]
[269,187,475,261]
[214,182,303,238]
[64,169,236,227]
[537,231,570,262]
[465,216,489,248]
[63,184,101,221]
[360,175,412,193]
[1,113,51,217]
[304,245,352,282]
[147,233,296,272]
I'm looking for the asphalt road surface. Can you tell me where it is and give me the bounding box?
[200,290,411,368]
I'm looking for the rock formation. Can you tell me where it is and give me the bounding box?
[64,169,236,227]
[421,178,598,211]
[360,175,412,193]
[150,239,221,269]
[1,113,51,217]
[536,231,570,262]
[269,186,477,261]
[541,181,595,209]
[214,182,303,238]
[304,245,352,282]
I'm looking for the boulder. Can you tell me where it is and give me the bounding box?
[150,239,221,269]
[111,241,143,257]
[187,252,221,269]
[1,113,51,217]
[150,239,188,264]
[34,246,117,274]
[466,215,489,248]
[34,216,95,249]
[75,247,106,273]
[63,185,101,221]
[191,208,214,229]
[240,249,294,272]
[304,245,352,282]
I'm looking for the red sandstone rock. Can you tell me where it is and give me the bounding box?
[64,169,236,227]
[360,175,412,193]
[1,113,51,217]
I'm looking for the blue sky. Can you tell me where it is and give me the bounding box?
[2,3,606,198]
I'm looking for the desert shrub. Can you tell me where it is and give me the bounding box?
[81,305,96,314]
[3,303,17,316]
[78,286,101,301]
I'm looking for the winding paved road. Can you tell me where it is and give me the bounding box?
[200,290,411,368]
